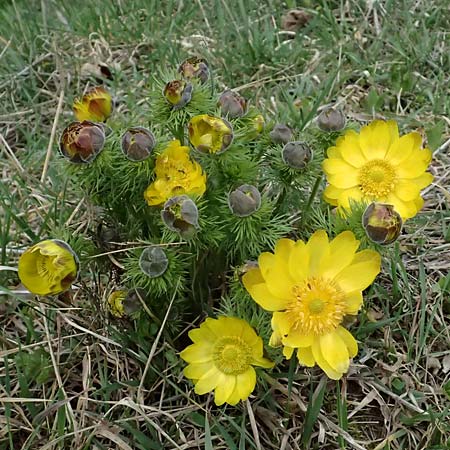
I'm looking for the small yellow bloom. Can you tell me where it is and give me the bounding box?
[107,290,127,318]
[243,230,381,380]
[188,114,233,154]
[180,317,274,406]
[163,80,193,109]
[73,86,113,122]
[144,140,206,206]
[18,240,78,296]
[322,120,433,220]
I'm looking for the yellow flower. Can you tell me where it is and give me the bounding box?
[144,140,206,206]
[243,230,381,380]
[188,114,233,154]
[322,120,433,220]
[18,240,78,296]
[180,317,274,406]
[107,290,127,318]
[73,86,113,122]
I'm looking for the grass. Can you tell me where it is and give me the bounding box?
[1,0,449,449]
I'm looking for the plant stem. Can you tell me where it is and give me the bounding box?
[301,173,323,226]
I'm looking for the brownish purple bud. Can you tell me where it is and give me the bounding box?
[121,127,156,162]
[163,80,193,110]
[161,195,199,239]
[317,107,346,131]
[178,57,209,84]
[269,123,293,144]
[282,141,312,169]
[228,184,261,217]
[60,121,106,163]
[362,203,403,245]
[218,90,248,118]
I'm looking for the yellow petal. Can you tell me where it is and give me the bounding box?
[327,170,359,189]
[334,249,381,293]
[243,276,289,311]
[180,343,213,364]
[234,367,257,403]
[386,193,418,220]
[335,326,358,358]
[385,132,420,164]
[320,231,360,279]
[311,340,343,380]
[323,184,342,201]
[288,240,310,282]
[319,331,350,373]
[194,367,223,395]
[282,330,314,348]
[323,158,356,175]
[271,311,294,337]
[297,346,316,367]
[411,172,433,189]
[274,238,295,261]
[214,374,236,405]
[306,230,330,276]
[283,346,295,359]
[184,362,214,380]
[394,180,422,202]
[339,131,367,167]
[396,150,432,178]
[327,146,341,158]
[345,291,363,314]
[359,120,393,159]
[252,356,275,369]
[337,187,364,209]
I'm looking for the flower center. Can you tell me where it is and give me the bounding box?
[358,159,396,198]
[287,277,347,336]
[213,336,252,375]
[37,255,57,282]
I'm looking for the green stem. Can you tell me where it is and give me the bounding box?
[301,173,323,226]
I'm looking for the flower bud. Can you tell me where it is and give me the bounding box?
[228,184,261,217]
[188,115,233,154]
[121,127,156,162]
[282,141,312,169]
[107,290,127,318]
[218,90,248,118]
[178,56,209,84]
[163,80,193,110]
[60,121,106,163]
[362,203,402,245]
[73,86,113,122]
[139,246,169,278]
[161,195,199,239]
[252,114,265,134]
[317,107,346,131]
[269,123,293,144]
[18,239,79,296]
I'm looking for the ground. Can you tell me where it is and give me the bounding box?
[0,1,449,449]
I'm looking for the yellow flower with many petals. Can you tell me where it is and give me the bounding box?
[144,140,206,206]
[73,86,113,122]
[18,240,79,296]
[243,230,381,380]
[180,317,274,406]
[322,120,433,220]
[188,114,233,154]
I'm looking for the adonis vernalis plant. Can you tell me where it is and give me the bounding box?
[10,56,434,407]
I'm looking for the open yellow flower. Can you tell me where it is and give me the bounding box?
[73,86,113,122]
[188,114,233,154]
[322,120,433,220]
[144,140,206,206]
[243,230,381,380]
[180,317,274,406]
[18,240,79,296]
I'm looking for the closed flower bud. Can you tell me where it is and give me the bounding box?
[228,184,261,217]
[218,90,248,118]
[252,114,265,134]
[317,107,346,131]
[18,239,79,296]
[188,114,233,154]
[362,203,403,245]
[178,56,209,84]
[163,80,193,110]
[121,127,156,162]
[161,195,199,239]
[60,121,106,163]
[269,123,293,144]
[139,246,169,278]
[282,141,312,169]
[73,86,113,122]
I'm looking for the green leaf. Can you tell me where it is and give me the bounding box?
[426,121,444,151]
